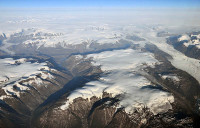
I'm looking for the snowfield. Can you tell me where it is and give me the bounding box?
[60,49,174,115]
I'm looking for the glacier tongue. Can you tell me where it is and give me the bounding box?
[136,27,200,84]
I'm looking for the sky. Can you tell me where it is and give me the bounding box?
[0,0,200,8]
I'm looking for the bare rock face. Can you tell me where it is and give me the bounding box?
[33,94,138,128]
[32,94,194,128]
[62,55,103,78]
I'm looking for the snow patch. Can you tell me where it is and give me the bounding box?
[60,101,70,110]
[161,74,180,82]
[178,35,190,41]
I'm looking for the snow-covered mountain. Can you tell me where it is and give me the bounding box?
[1,8,200,128]
[0,57,71,127]
[0,27,124,51]
[0,58,56,98]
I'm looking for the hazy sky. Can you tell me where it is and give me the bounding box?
[1,0,200,8]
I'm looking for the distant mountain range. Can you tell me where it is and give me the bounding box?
[0,25,200,128]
